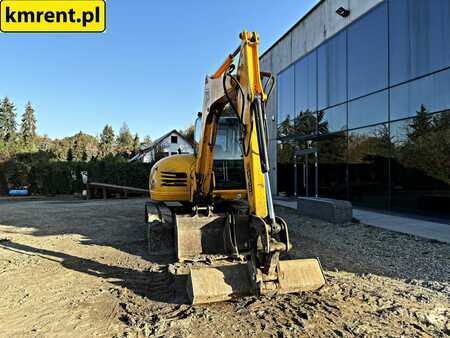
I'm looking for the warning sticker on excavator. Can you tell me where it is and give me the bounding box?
[0,0,106,33]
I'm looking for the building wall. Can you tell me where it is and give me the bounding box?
[260,0,384,194]
[263,0,450,217]
[142,152,153,163]
[158,132,194,156]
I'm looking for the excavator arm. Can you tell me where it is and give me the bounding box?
[194,32,273,220]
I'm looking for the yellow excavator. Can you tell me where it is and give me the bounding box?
[146,31,325,305]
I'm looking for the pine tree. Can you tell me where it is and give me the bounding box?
[20,101,37,145]
[117,122,133,155]
[143,135,152,145]
[278,116,294,138]
[432,111,450,131]
[67,147,74,161]
[294,110,317,137]
[132,133,141,155]
[316,110,329,135]
[99,124,115,157]
[37,134,51,152]
[179,124,195,145]
[82,150,88,162]
[72,132,86,161]
[0,97,17,142]
[407,104,432,141]
[0,98,6,138]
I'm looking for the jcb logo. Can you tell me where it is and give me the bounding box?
[246,168,253,194]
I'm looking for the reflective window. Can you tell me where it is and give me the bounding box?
[295,51,317,115]
[315,134,348,200]
[348,90,388,129]
[390,68,450,121]
[277,120,294,139]
[214,160,245,190]
[277,142,295,195]
[348,3,388,99]
[348,124,390,208]
[277,65,295,127]
[390,113,450,214]
[389,0,450,85]
[318,31,347,109]
[278,110,318,140]
[214,117,242,160]
[319,103,347,134]
[294,111,317,136]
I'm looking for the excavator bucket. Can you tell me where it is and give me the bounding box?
[277,259,326,294]
[186,258,325,305]
[147,204,326,305]
[187,264,253,304]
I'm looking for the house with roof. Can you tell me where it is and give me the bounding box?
[130,129,194,163]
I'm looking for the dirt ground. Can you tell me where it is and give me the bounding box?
[0,198,449,337]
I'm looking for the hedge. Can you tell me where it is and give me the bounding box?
[0,151,152,195]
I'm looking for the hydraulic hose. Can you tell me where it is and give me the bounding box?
[222,65,253,157]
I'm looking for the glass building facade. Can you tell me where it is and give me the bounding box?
[277,0,450,218]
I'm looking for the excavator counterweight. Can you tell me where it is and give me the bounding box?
[146,32,325,304]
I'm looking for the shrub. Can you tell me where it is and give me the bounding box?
[0,151,152,195]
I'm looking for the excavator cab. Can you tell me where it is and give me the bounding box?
[195,109,246,192]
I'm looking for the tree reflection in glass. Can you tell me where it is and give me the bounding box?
[348,124,390,208]
[391,110,450,213]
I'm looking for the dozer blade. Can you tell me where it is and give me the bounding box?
[186,258,325,305]
[146,202,175,255]
[175,212,249,261]
[176,214,227,261]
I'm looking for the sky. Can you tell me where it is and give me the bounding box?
[0,0,318,140]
